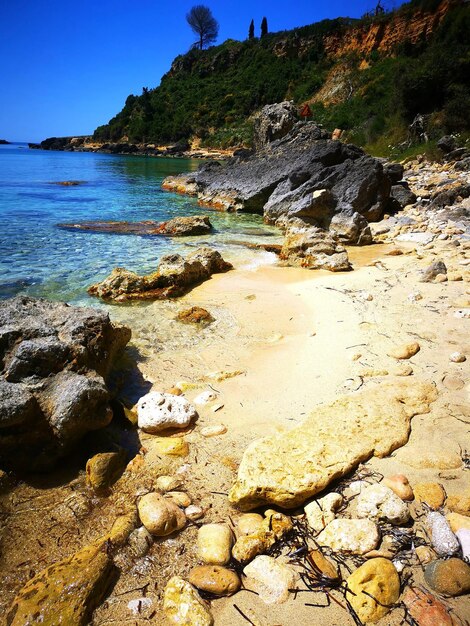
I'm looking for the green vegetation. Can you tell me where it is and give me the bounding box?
[93,0,470,156]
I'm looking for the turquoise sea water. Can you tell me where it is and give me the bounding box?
[0,144,279,305]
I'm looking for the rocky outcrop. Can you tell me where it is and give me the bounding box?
[252,101,298,152]
[88,247,232,302]
[57,215,212,237]
[280,226,351,271]
[0,297,131,471]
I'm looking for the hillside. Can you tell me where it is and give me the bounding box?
[92,0,469,155]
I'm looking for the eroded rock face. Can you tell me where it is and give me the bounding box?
[57,215,212,237]
[280,226,351,271]
[88,247,232,302]
[0,297,131,471]
[252,101,298,152]
[229,380,437,510]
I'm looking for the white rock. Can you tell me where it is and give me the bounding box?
[356,484,410,525]
[200,424,227,438]
[185,505,204,521]
[194,390,218,405]
[198,524,233,565]
[407,291,423,303]
[393,561,405,573]
[305,493,343,532]
[454,309,470,319]
[243,556,298,604]
[427,511,460,556]
[456,528,470,561]
[156,475,183,493]
[349,480,367,495]
[128,597,152,615]
[395,233,435,245]
[317,519,380,554]
[449,351,466,363]
[137,391,197,433]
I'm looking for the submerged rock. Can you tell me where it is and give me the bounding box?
[85,449,127,492]
[57,215,212,236]
[346,558,400,623]
[177,306,214,325]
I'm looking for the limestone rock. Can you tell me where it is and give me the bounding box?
[346,558,400,623]
[383,474,414,501]
[414,482,446,510]
[356,484,410,525]
[280,226,351,271]
[138,492,186,536]
[317,518,380,554]
[85,449,127,492]
[403,587,455,626]
[447,512,470,533]
[154,437,189,456]
[243,556,298,604]
[137,391,197,433]
[229,381,436,509]
[232,511,293,564]
[387,342,420,360]
[156,475,183,493]
[198,524,233,565]
[163,576,213,626]
[189,565,240,597]
[305,492,343,532]
[427,512,460,556]
[447,492,470,516]
[177,306,214,325]
[253,101,298,151]
[237,513,264,536]
[424,558,470,597]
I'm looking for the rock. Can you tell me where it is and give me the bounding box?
[85,449,127,492]
[280,226,352,271]
[308,549,340,581]
[424,558,470,597]
[88,247,232,302]
[163,576,213,626]
[57,215,213,236]
[395,232,435,245]
[346,558,400,623]
[383,474,414,501]
[383,162,404,184]
[427,512,460,556]
[189,565,241,597]
[127,526,153,558]
[447,492,470,516]
[185,505,205,521]
[137,391,198,433]
[138,492,186,536]
[392,364,413,376]
[442,375,465,391]
[154,436,189,456]
[177,306,214,325]
[391,183,417,207]
[253,101,298,152]
[156,475,183,493]
[232,511,293,564]
[456,528,470,561]
[243,556,298,604]
[437,135,458,154]
[317,519,380,554]
[416,546,436,565]
[403,586,455,626]
[414,482,446,510]
[356,483,410,525]
[200,424,227,437]
[387,341,420,360]
[167,491,191,508]
[194,390,218,405]
[420,260,447,283]
[447,512,470,533]
[229,381,436,509]
[237,513,264,536]
[449,351,466,363]
[198,524,233,565]
[304,492,343,532]
[0,296,130,471]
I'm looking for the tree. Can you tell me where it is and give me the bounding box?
[261,16,268,37]
[248,19,254,39]
[186,5,219,50]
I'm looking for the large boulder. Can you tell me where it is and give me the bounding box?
[280,226,351,271]
[252,101,299,152]
[0,296,131,471]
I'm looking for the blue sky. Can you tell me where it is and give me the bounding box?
[0,0,399,142]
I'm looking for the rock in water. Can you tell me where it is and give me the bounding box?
[57,215,212,236]
[137,391,198,433]
[163,576,213,626]
[177,306,214,325]
[243,556,298,604]
[189,566,241,597]
[356,484,410,525]
[229,380,436,509]
[317,519,380,554]
[424,559,470,597]
[346,558,400,623]
[0,296,130,471]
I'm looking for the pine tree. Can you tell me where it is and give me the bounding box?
[248,19,254,39]
[186,5,219,50]
[260,16,268,37]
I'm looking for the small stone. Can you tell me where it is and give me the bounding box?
[232,511,292,564]
[177,306,214,325]
[415,546,436,565]
[85,449,127,492]
[189,566,240,597]
[163,576,213,626]
[420,260,447,282]
[424,558,470,597]
[154,437,189,456]
[166,491,191,508]
[427,511,460,556]
[456,528,470,560]
[308,549,340,581]
[349,480,367,495]
[346,558,400,623]
[317,519,380,554]
[198,524,233,565]
[403,587,455,626]
[391,364,413,376]
[200,424,227,438]
[387,342,420,360]
[435,273,448,283]
[408,291,423,303]
[356,484,410,525]
[138,492,186,536]
[243,556,298,604]
[194,390,218,405]
[414,482,446,510]
[447,512,470,533]
[166,387,183,396]
[383,474,414,501]
[137,391,197,433]
[156,475,183,493]
[127,526,153,558]
[305,492,343,532]
[449,351,466,363]
[237,513,264,536]
[185,505,204,521]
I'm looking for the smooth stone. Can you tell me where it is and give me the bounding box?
[243,556,298,604]
[85,449,127,492]
[424,558,470,597]
[427,512,460,556]
[449,351,466,363]
[185,505,204,521]
[346,558,400,623]
[356,483,410,525]
[194,390,218,405]
[166,491,191,508]
[403,587,455,626]
[447,512,470,533]
[383,474,414,501]
[237,513,264,536]
[126,526,153,558]
[200,424,227,438]
[304,492,343,532]
[317,519,380,554]
[416,545,436,565]
[163,576,213,626]
[387,341,420,360]
[189,565,241,597]
[198,524,233,565]
[414,482,446,510]
[154,437,189,456]
[232,511,293,564]
[456,528,470,560]
[138,492,186,536]
[156,475,183,493]
[137,391,197,433]
[308,549,340,581]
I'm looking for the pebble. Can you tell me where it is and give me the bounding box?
[449,351,466,363]
[387,341,420,360]
[156,475,182,493]
[137,391,198,433]
[427,511,460,556]
[166,491,191,508]
[138,492,186,537]
[200,424,227,438]
[346,558,400,623]
[163,576,213,626]
[237,513,264,536]
[348,480,367,495]
[185,505,204,521]
[356,484,410,525]
[189,565,241,597]
[415,545,436,565]
[414,482,446,510]
[424,558,470,597]
[408,291,423,303]
[154,437,189,456]
[308,549,340,581]
[194,390,218,405]
[166,387,183,396]
[317,519,380,554]
[454,308,470,319]
[85,449,127,492]
[198,524,233,565]
[447,512,470,533]
[243,556,298,604]
[304,492,343,532]
[383,474,414,501]
[403,587,455,626]
[126,526,153,559]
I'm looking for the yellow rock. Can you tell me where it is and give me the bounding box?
[447,512,470,533]
[346,558,400,623]
[85,449,127,492]
[447,493,470,516]
[163,576,213,626]
[414,482,446,510]
[387,342,420,360]
[232,511,293,564]
[154,437,189,456]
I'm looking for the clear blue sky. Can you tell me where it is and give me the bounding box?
[0,0,399,142]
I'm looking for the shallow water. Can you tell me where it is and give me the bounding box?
[0,144,280,306]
